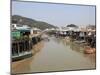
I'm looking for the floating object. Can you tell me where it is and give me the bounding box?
[74,40,85,44]
[65,37,71,42]
[84,46,95,54]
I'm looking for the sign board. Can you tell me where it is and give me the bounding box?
[12,31,21,39]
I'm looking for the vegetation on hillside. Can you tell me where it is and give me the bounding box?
[12,15,57,30]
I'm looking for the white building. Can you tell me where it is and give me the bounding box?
[30,27,41,35]
[12,23,30,30]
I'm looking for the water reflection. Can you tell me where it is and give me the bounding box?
[32,41,44,53]
[57,37,86,53]
[60,37,96,64]
[12,41,45,73]
[12,36,95,74]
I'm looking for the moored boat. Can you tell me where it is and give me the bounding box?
[84,46,95,54]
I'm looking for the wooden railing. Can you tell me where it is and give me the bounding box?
[12,39,32,56]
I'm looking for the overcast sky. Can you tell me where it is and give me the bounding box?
[12,1,95,27]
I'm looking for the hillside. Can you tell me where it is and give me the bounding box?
[12,15,57,30]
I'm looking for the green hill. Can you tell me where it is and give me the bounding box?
[12,15,57,30]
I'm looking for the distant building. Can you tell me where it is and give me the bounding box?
[30,27,41,35]
[12,23,30,30]
[86,25,96,31]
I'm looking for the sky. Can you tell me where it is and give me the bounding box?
[12,1,96,27]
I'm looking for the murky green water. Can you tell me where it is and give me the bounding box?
[12,35,96,74]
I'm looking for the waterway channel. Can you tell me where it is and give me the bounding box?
[12,35,96,74]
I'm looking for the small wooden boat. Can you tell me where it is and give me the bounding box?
[84,46,95,54]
